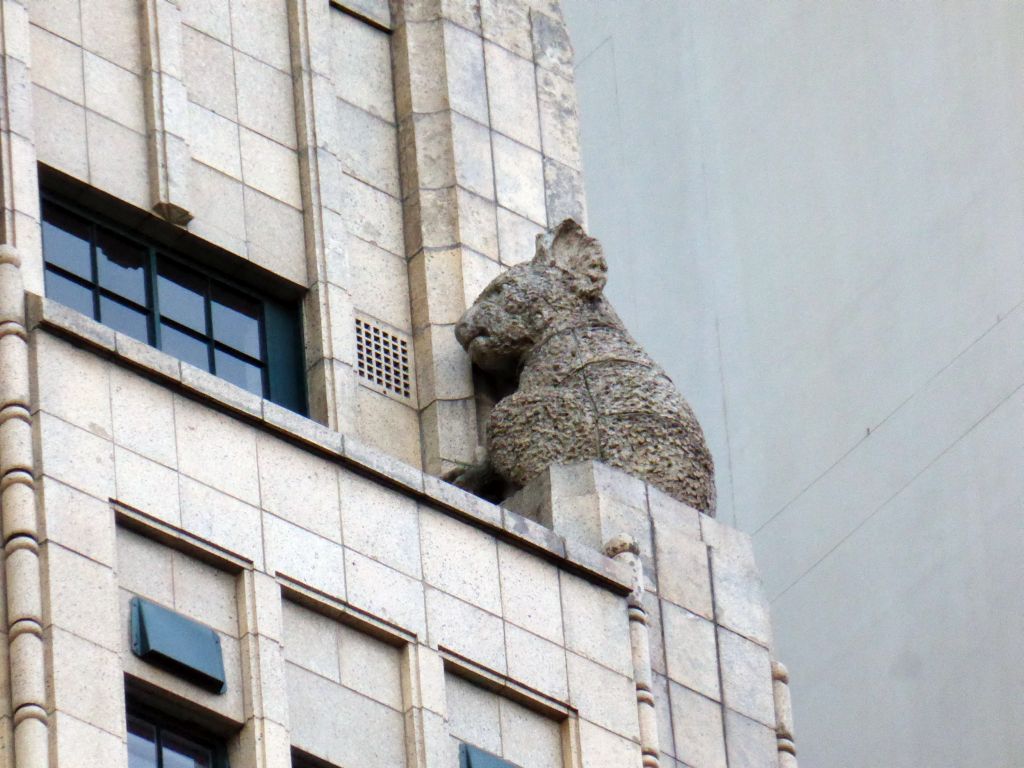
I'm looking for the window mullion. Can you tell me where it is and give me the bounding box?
[258,304,269,399]
[211,340,264,368]
[154,722,163,768]
[203,278,215,374]
[149,248,161,348]
[89,222,100,322]
[95,288,150,314]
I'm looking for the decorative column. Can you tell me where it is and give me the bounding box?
[391,0,589,475]
[604,534,660,768]
[287,0,358,431]
[0,0,42,295]
[391,2,479,475]
[140,0,193,225]
[772,661,798,768]
[0,246,47,767]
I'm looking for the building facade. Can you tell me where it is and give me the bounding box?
[0,1,795,767]
[562,3,1024,767]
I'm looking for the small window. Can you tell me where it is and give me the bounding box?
[291,748,333,768]
[459,743,520,768]
[127,700,228,768]
[41,195,307,414]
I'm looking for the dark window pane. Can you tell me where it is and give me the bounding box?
[214,348,264,396]
[157,258,207,333]
[97,228,148,304]
[211,284,262,358]
[42,203,92,280]
[127,717,159,768]
[44,270,94,317]
[161,731,212,768]
[264,299,307,415]
[99,295,149,342]
[161,323,210,371]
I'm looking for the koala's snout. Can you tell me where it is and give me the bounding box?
[455,308,483,351]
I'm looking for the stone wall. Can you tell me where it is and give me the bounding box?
[0,1,796,766]
[508,461,788,768]
[5,286,796,768]
[29,316,643,768]
[24,0,588,472]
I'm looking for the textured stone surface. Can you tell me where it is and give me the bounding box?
[22,3,792,766]
[451,219,716,512]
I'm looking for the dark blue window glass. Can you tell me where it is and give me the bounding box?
[157,258,207,334]
[44,270,93,316]
[41,204,91,279]
[100,295,149,342]
[127,707,218,768]
[128,717,159,768]
[161,732,212,768]
[161,324,210,371]
[211,284,262,358]
[97,229,148,304]
[214,348,263,396]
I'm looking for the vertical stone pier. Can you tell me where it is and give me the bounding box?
[507,460,798,768]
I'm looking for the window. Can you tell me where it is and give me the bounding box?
[459,743,520,768]
[291,748,332,768]
[127,700,227,768]
[41,195,307,414]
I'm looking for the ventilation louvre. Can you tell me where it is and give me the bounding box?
[355,317,412,400]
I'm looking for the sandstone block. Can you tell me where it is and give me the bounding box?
[345,548,426,637]
[425,588,505,673]
[669,682,727,768]
[419,508,501,614]
[504,623,568,700]
[661,602,720,701]
[561,572,632,676]
[566,652,639,741]
[724,708,778,768]
[497,541,563,642]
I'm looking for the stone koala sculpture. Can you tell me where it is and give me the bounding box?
[451,218,716,514]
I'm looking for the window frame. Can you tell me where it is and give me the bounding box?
[40,191,308,414]
[126,696,229,768]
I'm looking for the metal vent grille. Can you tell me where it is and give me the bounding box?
[355,317,411,399]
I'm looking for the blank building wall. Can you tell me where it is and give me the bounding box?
[562,2,1024,766]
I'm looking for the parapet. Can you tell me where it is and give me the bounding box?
[508,460,798,767]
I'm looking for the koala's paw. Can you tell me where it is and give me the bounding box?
[443,461,491,490]
[442,461,509,504]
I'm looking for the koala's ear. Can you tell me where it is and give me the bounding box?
[533,218,607,297]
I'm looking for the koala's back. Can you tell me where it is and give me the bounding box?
[489,329,716,512]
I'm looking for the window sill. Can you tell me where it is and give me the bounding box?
[26,293,633,594]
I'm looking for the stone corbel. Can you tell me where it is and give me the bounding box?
[141,0,193,225]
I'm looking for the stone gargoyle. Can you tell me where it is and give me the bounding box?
[449,218,716,514]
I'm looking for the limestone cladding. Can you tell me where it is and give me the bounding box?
[2,0,796,766]
[508,460,792,768]
[16,294,793,768]
[28,320,643,768]
[25,0,586,475]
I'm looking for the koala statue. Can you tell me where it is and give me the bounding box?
[451,218,716,514]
